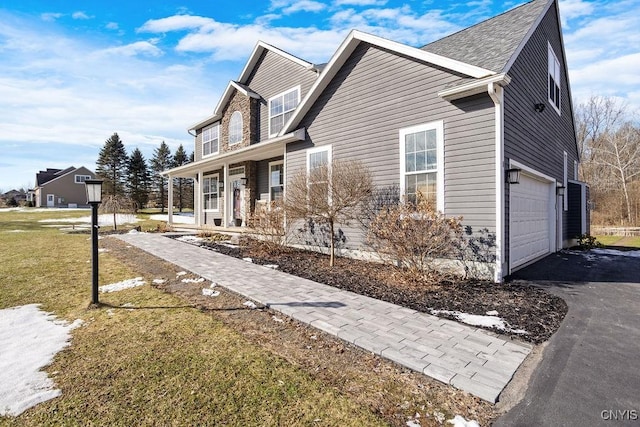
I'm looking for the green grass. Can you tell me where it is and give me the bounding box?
[0,209,385,426]
[595,235,640,248]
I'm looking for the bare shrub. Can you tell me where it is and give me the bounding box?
[284,159,373,267]
[246,200,293,249]
[99,195,136,231]
[367,195,463,281]
[458,227,497,280]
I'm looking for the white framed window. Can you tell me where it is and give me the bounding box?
[269,160,284,202]
[203,174,219,211]
[229,111,243,145]
[202,124,219,157]
[74,174,91,184]
[399,121,444,211]
[548,42,561,114]
[307,145,332,201]
[269,86,300,137]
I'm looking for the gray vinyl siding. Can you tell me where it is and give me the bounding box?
[245,50,318,142]
[256,156,284,200]
[503,4,579,260]
[286,43,496,249]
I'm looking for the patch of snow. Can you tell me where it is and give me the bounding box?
[243,301,258,309]
[591,248,640,258]
[263,264,279,270]
[447,415,480,427]
[148,214,195,224]
[0,304,82,416]
[99,277,146,293]
[176,271,187,277]
[39,213,139,226]
[272,316,284,323]
[202,288,220,297]
[181,277,205,284]
[176,235,204,244]
[431,309,527,335]
[5,229,28,233]
[242,257,253,263]
[127,229,140,234]
[406,420,421,427]
[152,279,165,284]
[98,248,109,253]
[485,310,499,316]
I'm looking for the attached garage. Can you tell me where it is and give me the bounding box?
[509,171,556,271]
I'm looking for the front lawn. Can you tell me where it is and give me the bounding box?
[0,209,495,426]
[595,235,640,248]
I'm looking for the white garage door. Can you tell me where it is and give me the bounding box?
[510,173,553,269]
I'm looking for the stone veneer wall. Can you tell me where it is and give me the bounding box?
[219,90,260,154]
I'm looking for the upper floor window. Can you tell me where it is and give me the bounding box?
[307,145,332,202]
[269,86,300,137]
[548,43,561,114]
[399,121,444,211]
[202,124,219,157]
[229,111,243,145]
[74,174,91,184]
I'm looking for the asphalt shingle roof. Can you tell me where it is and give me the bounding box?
[421,0,550,73]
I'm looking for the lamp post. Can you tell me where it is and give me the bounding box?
[85,179,103,306]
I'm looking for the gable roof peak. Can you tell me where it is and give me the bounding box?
[422,0,552,73]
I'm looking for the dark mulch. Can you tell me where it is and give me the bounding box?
[178,236,567,344]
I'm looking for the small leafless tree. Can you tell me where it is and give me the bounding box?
[284,159,373,267]
[100,195,136,231]
[246,200,293,249]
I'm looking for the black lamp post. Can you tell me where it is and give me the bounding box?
[85,179,103,305]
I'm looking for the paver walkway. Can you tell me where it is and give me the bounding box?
[116,232,532,402]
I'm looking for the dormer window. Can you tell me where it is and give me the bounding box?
[229,111,243,145]
[202,123,219,157]
[548,42,561,114]
[269,86,300,137]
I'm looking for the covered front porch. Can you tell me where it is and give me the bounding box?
[164,129,304,228]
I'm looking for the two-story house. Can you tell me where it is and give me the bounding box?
[163,0,589,281]
[30,166,96,208]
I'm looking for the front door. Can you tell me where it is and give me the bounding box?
[46,194,55,207]
[228,167,245,227]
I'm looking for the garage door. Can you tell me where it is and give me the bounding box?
[510,173,553,269]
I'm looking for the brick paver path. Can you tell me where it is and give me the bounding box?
[116,233,532,402]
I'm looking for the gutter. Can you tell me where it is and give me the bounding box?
[488,82,505,283]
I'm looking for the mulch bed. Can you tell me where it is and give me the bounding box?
[184,236,567,344]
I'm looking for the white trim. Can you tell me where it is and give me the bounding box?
[548,41,562,115]
[203,173,220,212]
[228,111,243,145]
[488,83,504,282]
[202,123,220,157]
[74,174,92,184]
[439,74,511,101]
[268,160,284,203]
[581,183,587,234]
[398,120,444,212]
[268,85,301,137]
[306,145,332,174]
[563,151,568,211]
[281,30,494,137]
[574,160,578,180]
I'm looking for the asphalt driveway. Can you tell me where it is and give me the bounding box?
[496,250,640,426]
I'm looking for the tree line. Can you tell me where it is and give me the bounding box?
[95,132,194,213]
[576,96,640,226]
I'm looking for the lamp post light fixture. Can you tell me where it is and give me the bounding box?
[85,179,103,306]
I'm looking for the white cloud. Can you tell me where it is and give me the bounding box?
[282,0,326,14]
[106,22,119,30]
[334,0,388,5]
[72,11,91,20]
[138,15,215,33]
[95,40,164,58]
[41,12,63,22]
[558,0,594,26]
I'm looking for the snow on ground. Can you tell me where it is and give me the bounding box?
[431,309,527,335]
[175,235,205,244]
[447,415,480,427]
[591,248,640,258]
[243,301,258,309]
[0,304,82,416]
[148,213,195,224]
[99,277,146,293]
[39,213,139,226]
[181,277,205,284]
[0,207,86,213]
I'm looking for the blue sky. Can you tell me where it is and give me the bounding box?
[1,0,639,191]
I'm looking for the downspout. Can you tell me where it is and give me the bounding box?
[488,82,505,283]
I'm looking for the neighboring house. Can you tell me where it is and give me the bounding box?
[163,0,588,281]
[31,167,96,208]
[1,189,27,205]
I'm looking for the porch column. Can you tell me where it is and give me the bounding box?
[223,163,229,227]
[167,173,174,225]
[196,171,203,227]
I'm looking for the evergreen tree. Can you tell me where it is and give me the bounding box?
[150,141,172,213]
[173,144,189,212]
[96,133,128,196]
[127,148,150,211]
